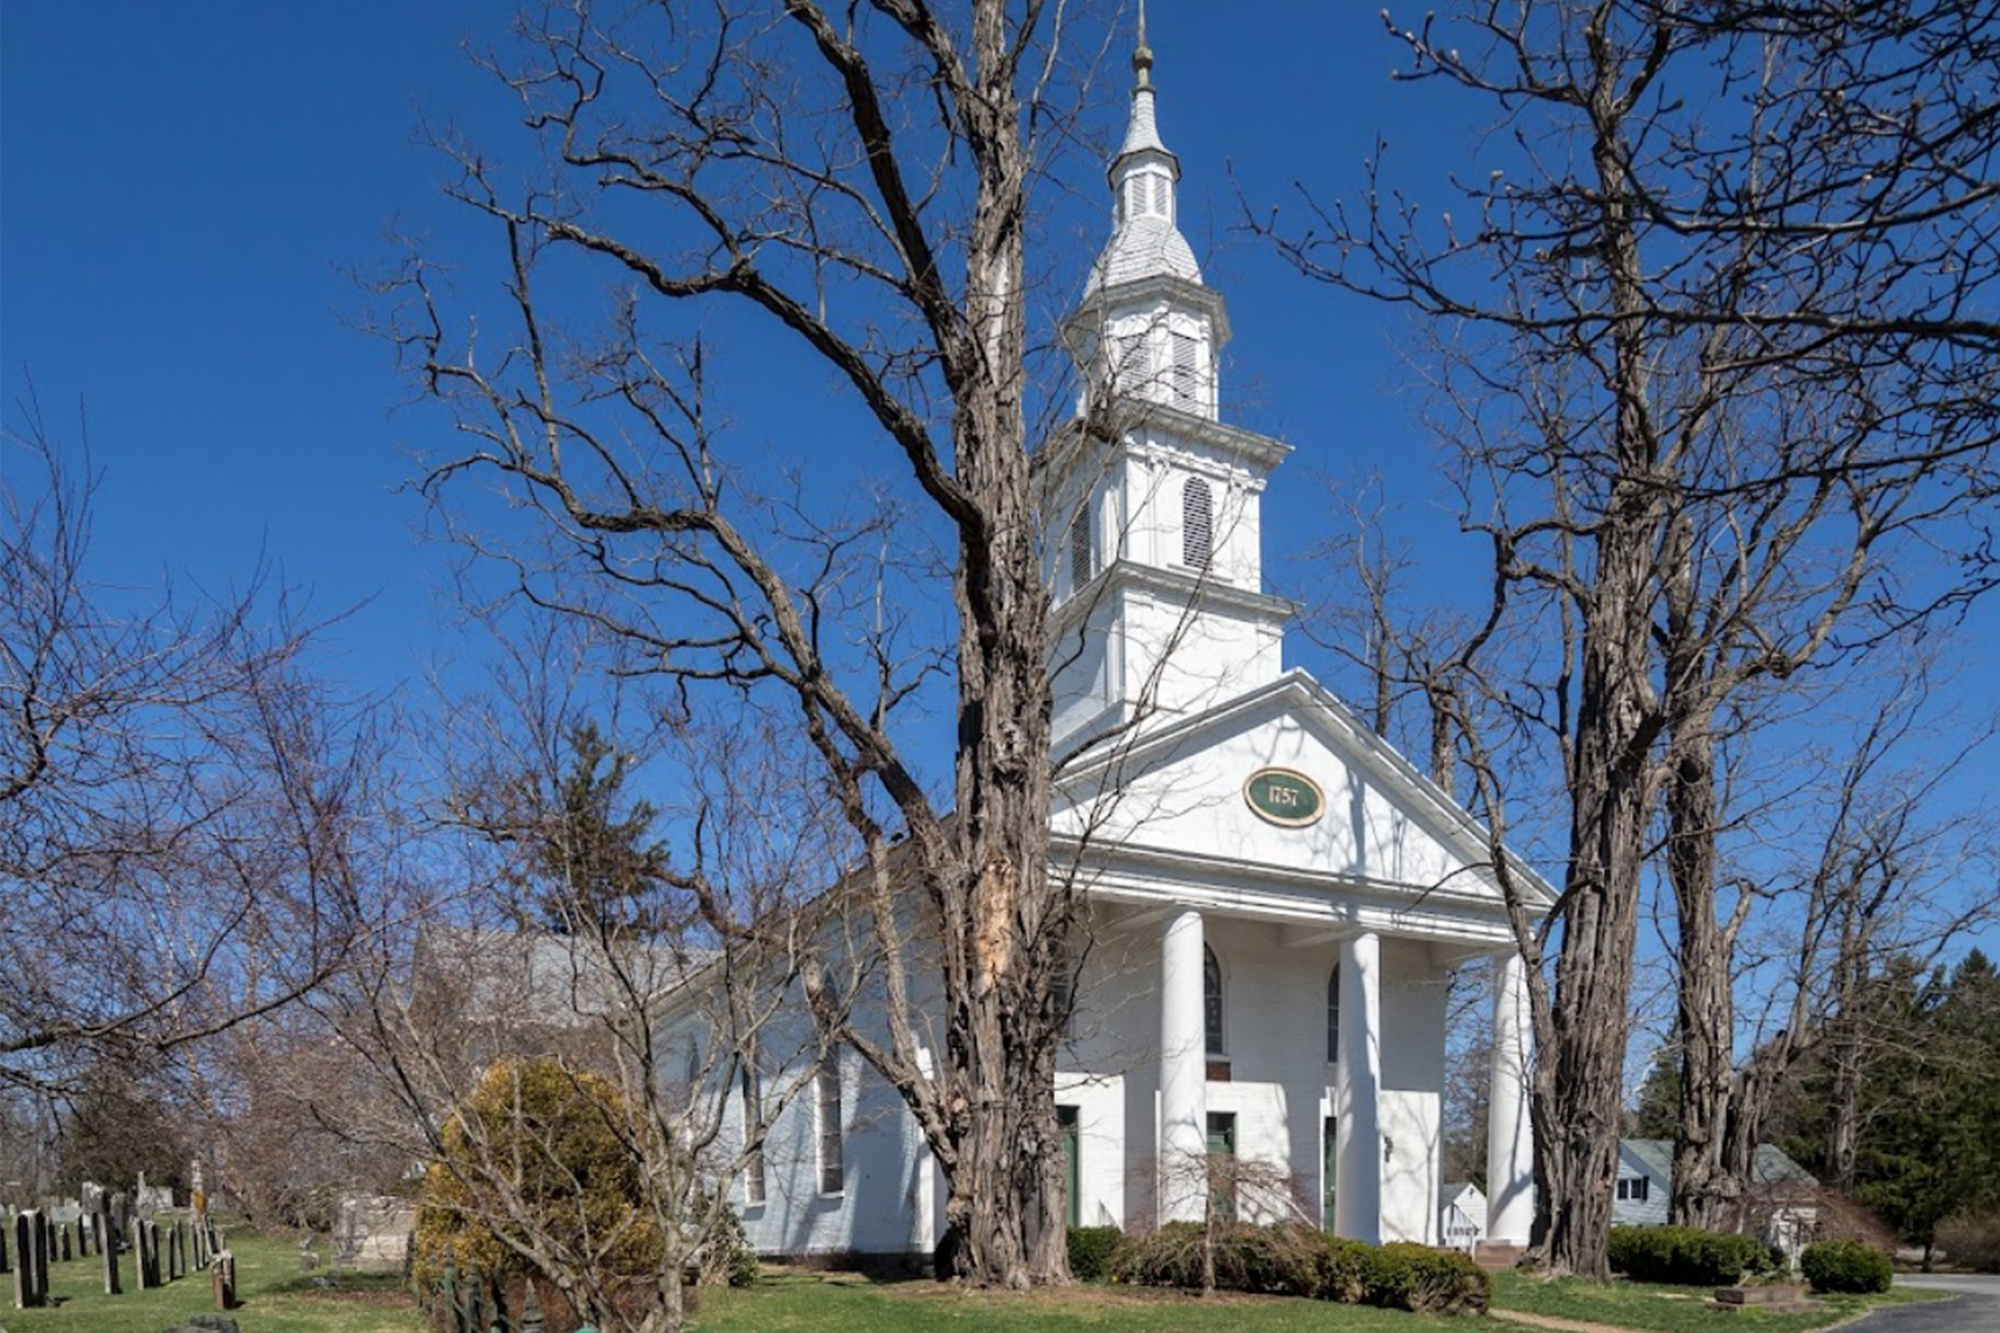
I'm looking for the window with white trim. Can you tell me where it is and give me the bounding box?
[816,1052,844,1194]
[1616,1176,1650,1202]
[1327,964,1341,1063]
[1182,476,1213,570]
[740,1066,766,1205]
[1204,945,1224,1056]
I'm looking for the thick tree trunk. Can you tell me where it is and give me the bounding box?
[927,8,1064,1283]
[1666,699,1737,1230]
[1531,61,1665,1279]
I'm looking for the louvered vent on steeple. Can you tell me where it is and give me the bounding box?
[1182,476,1213,570]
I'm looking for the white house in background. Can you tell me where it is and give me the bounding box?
[692,20,1553,1262]
[1440,1182,1487,1253]
[1614,1139,1821,1267]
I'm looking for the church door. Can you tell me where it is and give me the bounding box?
[1058,1105,1080,1227]
[1207,1112,1237,1221]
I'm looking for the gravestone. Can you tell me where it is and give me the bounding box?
[211,1248,236,1310]
[58,1222,71,1262]
[110,1191,130,1251]
[169,1221,184,1279]
[0,1210,9,1273]
[99,1208,121,1295]
[12,1209,45,1309]
[137,1218,160,1289]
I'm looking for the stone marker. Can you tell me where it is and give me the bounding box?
[13,1209,45,1309]
[138,1218,160,1288]
[211,1249,236,1310]
[0,1210,9,1273]
[169,1221,183,1279]
[100,1209,121,1295]
[58,1222,71,1262]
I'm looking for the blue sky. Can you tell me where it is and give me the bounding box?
[2,2,1489,695]
[6,2,1995,1009]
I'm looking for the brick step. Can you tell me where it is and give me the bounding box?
[1474,1242,1529,1271]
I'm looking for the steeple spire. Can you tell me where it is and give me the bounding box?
[1134,0,1153,89]
[1085,0,1196,293]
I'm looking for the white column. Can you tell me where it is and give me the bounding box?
[1333,930,1382,1242]
[1486,950,1537,1246]
[1158,908,1208,1223]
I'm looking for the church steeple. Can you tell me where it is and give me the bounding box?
[1088,0,1200,296]
[1046,3,1294,748]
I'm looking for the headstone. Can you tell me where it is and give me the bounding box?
[169,1222,183,1279]
[12,1208,45,1309]
[100,1210,121,1295]
[211,1249,236,1310]
[111,1191,130,1251]
[58,1222,71,1262]
[138,1218,160,1289]
[0,1211,9,1273]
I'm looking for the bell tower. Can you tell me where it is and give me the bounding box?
[1046,5,1293,750]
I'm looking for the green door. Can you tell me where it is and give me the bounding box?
[1207,1112,1237,1221]
[1058,1105,1080,1227]
[1323,1115,1338,1228]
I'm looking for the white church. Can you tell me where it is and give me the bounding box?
[715,23,1547,1261]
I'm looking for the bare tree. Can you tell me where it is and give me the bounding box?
[2,393,376,1096]
[1260,0,2000,1275]
[331,688,855,1333]
[376,0,1150,1284]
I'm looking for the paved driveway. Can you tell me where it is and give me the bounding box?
[1848,1275,2000,1332]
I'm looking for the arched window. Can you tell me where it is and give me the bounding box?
[1068,506,1093,590]
[1327,964,1341,1063]
[1182,476,1213,570]
[1204,945,1224,1056]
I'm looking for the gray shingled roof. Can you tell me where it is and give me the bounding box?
[1622,1139,1819,1189]
[417,924,711,1028]
[1086,217,1202,294]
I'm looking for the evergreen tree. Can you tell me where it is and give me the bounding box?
[504,721,670,935]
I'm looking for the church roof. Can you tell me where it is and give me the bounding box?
[1087,217,1202,293]
[1053,669,1561,913]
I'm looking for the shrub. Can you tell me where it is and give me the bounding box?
[1608,1225,1769,1286]
[1937,1209,2000,1274]
[1067,1225,1123,1282]
[700,1200,760,1288]
[1354,1242,1490,1315]
[1801,1240,1893,1294]
[1112,1222,1485,1315]
[412,1058,665,1294]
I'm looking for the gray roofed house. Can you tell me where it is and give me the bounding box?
[1613,1138,1820,1230]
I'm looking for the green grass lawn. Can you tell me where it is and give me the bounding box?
[1488,1269,1946,1332]
[3,1228,423,1333]
[8,1244,1952,1333]
[694,1271,1471,1331]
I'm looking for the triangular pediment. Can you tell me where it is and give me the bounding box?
[1052,670,1556,912]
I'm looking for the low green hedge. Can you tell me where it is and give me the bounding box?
[1607,1225,1773,1286]
[1109,1222,1487,1315]
[1066,1225,1123,1282]
[1801,1240,1893,1294]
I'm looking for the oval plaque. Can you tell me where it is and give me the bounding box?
[1244,767,1325,827]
